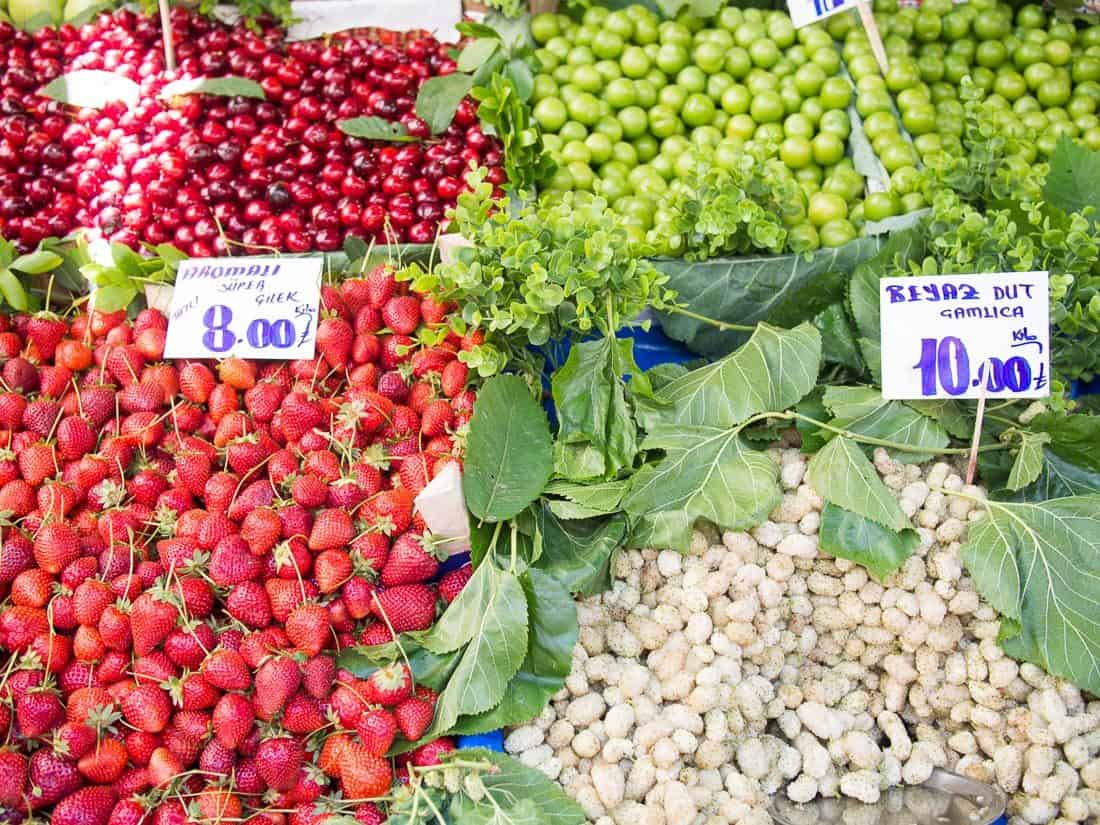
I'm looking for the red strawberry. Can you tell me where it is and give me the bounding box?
[410,737,456,767]
[202,647,251,691]
[382,296,421,335]
[420,399,454,437]
[285,603,329,657]
[16,689,64,736]
[129,589,179,657]
[440,359,468,398]
[394,697,434,741]
[213,692,255,750]
[33,522,81,575]
[397,453,432,496]
[438,565,472,604]
[370,584,436,632]
[57,416,98,460]
[339,743,392,799]
[355,803,387,825]
[317,316,354,369]
[78,738,129,783]
[0,749,28,806]
[225,581,272,629]
[27,313,67,360]
[254,656,301,721]
[380,532,439,586]
[365,265,395,308]
[282,693,326,734]
[179,363,216,403]
[365,488,413,535]
[218,357,256,390]
[29,749,82,807]
[256,736,303,791]
[356,708,398,756]
[314,549,353,593]
[308,508,354,551]
[364,662,412,707]
[121,684,172,733]
[302,655,336,700]
[51,786,117,825]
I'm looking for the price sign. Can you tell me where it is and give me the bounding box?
[164,257,322,360]
[788,0,855,28]
[880,272,1050,400]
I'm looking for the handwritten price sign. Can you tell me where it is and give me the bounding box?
[880,272,1050,400]
[788,0,855,28]
[164,257,322,360]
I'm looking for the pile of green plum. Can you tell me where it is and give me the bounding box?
[528,4,873,253]
[837,0,1100,170]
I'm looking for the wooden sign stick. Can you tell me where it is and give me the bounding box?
[159,0,176,73]
[858,1,890,76]
[965,361,992,486]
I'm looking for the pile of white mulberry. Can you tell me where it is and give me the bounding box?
[504,442,1100,825]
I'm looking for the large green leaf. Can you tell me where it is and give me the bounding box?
[647,322,821,428]
[623,425,780,534]
[1007,432,1052,492]
[427,566,529,736]
[627,509,694,552]
[416,73,475,134]
[822,386,950,462]
[454,750,587,825]
[337,117,416,142]
[1030,413,1100,473]
[336,642,459,693]
[1006,450,1100,502]
[815,303,864,373]
[1043,135,1100,220]
[848,225,929,375]
[420,560,502,655]
[654,236,884,356]
[159,76,265,100]
[806,435,909,531]
[0,269,29,311]
[960,496,1100,696]
[535,505,628,597]
[819,502,919,581]
[464,375,554,522]
[448,569,577,735]
[11,250,61,274]
[551,337,640,480]
[543,479,628,520]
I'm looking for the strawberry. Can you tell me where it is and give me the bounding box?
[355,803,387,825]
[147,745,183,787]
[27,312,67,360]
[29,749,82,807]
[365,265,396,308]
[212,692,255,749]
[438,565,472,604]
[370,584,436,632]
[382,296,421,335]
[179,363,216,403]
[256,736,303,791]
[410,737,456,767]
[17,688,64,736]
[365,488,413,535]
[33,523,82,575]
[285,603,329,657]
[302,655,336,700]
[78,738,129,783]
[218,357,256,390]
[253,656,301,721]
[420,399,454,437]
[202,647,251,691]
[381,532,439,586]
[0,749,28,806]
[317,316,354,369]
[397,453,432,496]
[282,693,326,734]
[314,549,353,593]
[57,416,98,460]
[339,743,392,799]
[225,580,272,629]
[377,370,408,402]
[130,589,179,656]
[394,696,434,741]
[419,296,450,327]
[308,508,354,551]
[364,662,412,707]
[120,684,171,733]
[355,708,397,756]
[51,786,118,825]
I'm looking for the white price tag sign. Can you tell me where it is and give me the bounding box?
[164,257,322,360]
[788,0,855,28]
[880,272,1050,400]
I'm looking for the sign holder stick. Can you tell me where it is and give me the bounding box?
[857,1,889,75]
[965,362,991,485]
[159,0,176,73]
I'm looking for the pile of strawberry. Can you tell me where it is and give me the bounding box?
[0,263,480,825]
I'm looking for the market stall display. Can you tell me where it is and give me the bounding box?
[0,1,1097,824]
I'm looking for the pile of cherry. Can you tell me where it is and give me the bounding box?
[0,7,504,253]
[0,263,479,825]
